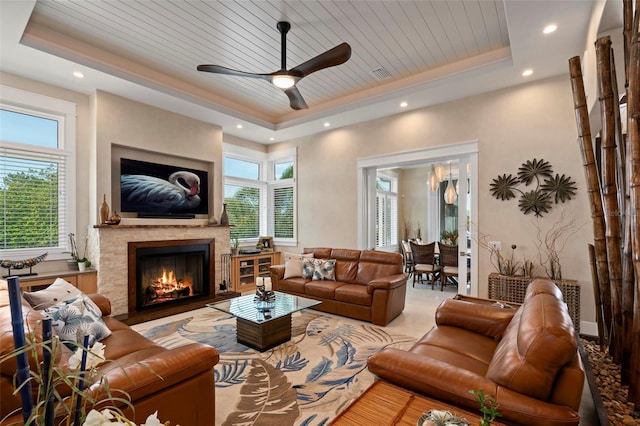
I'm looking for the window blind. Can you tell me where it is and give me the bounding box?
[271,185,294,239]
[224,183,260,239]
[0,145,67,250]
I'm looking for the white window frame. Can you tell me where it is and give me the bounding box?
[0,85,76,260]
[375,172,398,251]
[223,143,296,246]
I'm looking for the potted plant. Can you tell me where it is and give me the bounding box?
[68,233,91,271]
[231,235,240,256]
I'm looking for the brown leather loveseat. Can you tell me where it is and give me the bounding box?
[367,279,584,425]
[270,248,407,326]
[0,287,219,425]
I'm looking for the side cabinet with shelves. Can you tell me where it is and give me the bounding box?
[231,252,280,293]
[12,270,98,293]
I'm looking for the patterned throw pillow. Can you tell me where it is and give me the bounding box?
[302,257,317,279]
[44,295,112,348]
[312,259,336,281]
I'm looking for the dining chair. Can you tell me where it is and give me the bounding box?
[438,242,469,291]
[400,240,414,275]
[410,241,441,289]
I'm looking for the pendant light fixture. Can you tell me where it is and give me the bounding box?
[444,161,457,204]
[428,165,439,192]
[434,164,446,182]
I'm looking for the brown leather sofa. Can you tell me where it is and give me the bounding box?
[270,248,407,326]
[367,279,584,426]
[0,290,219,425]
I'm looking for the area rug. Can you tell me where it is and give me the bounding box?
[133,308,416,425]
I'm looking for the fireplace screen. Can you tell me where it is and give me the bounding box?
[134,243,210,309]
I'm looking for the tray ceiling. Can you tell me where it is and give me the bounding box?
[1,1,604,142]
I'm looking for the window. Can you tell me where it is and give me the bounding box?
[223,145,296,245]
[376,175,398,249]
[0,86,76,259]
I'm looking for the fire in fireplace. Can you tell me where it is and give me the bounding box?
[128,239,215,314]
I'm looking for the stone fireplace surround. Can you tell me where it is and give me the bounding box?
[88,224,230,317]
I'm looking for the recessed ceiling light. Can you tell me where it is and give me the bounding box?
[269,137,274,141]
[324,122,330,127]
[236,124,243,129]
[522,69,534,77]
[73,71,84,78]
[543,24,557,34]
[400,102,408,108]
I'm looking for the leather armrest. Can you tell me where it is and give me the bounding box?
[87,294,112,316]
[436,299,516,340]
[367,274,408,294]
[270,265,285,280]
[92,343,219,403]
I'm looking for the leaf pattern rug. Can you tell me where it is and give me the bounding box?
[133,308,416,425]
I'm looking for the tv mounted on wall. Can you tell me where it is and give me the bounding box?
[120,158,209,218]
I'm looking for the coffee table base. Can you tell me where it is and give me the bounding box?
[237,314,292,351]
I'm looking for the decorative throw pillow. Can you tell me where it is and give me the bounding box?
[23,278,82,310]
[302,257,317,280]
[283,252,314,279]
[312,259,336,281]
[44,295,112,348]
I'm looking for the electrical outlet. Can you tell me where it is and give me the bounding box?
[488,241,502,251]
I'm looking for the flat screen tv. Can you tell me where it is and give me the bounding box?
[120,158,209,217]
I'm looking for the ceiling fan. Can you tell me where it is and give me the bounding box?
[197,21,351,110]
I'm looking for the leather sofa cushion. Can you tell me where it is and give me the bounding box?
[356,251,403,285]
[525,278,564,301]
[276,277,308,294]
[486,293,577,401]
[334,284,372,306]
[330,248,361,283]
[304,247,332,259]
[305,280,345,299]
[414,325,498,374]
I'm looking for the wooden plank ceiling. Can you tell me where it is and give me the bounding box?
[27,0,509,118]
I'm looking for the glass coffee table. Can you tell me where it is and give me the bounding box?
[207,291,320,351]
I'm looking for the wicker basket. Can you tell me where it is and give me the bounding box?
[488,273,580,333]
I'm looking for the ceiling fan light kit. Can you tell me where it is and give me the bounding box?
[197,21,351,110]
[272,74,296,89]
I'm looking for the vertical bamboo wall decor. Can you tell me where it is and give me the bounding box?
[569,0,640,407]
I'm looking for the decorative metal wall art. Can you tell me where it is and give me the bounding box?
[490,158,576,217]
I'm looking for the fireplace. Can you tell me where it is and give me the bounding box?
[128,239,215,316]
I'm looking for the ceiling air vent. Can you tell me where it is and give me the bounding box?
[370,67,392,80]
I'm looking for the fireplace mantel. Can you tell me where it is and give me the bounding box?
[88,224,230,316]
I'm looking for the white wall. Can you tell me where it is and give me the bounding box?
[270,75,596,326]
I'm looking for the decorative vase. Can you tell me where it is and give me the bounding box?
[107,211,121,225]
[99,194,110,224]
[220,203,229,225]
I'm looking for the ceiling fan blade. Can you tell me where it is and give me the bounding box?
[290,43,351,78]
[197,64,271,81]
[284,86,308,110]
